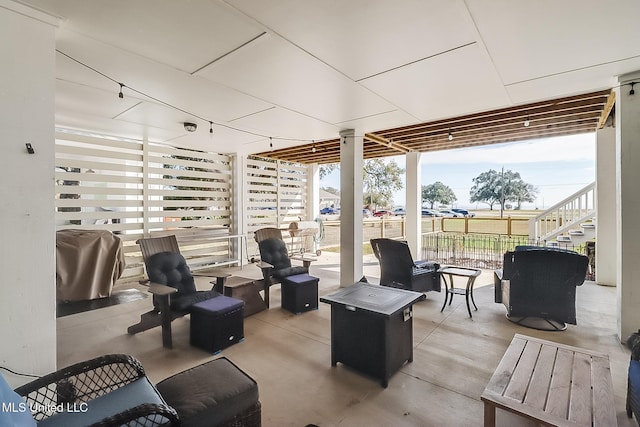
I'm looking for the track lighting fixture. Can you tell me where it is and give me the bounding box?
[448,129,453,141]
[183,122,197,132]
[630,82,636,96]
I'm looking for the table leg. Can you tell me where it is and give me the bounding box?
[469,277,478,310]
[212,276,227,294]
[483,402,496,427]
[440,275,450,312]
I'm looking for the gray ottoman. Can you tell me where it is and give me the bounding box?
[156,357,260,427]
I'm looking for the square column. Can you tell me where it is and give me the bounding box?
[595,125,616,286]
[616,71,640,341]
[405,152,422,257]
[339,129,364,286]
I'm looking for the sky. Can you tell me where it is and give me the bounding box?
[320,133,596,210]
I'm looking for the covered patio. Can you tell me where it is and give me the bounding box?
[3,0,640,425]
[56,251,633,426]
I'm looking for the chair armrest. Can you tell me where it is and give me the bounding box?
[15,355,146,419]
[256,261,274,270]
[494,269,503,303]
[91,403,180,427]
[147,283,178,296]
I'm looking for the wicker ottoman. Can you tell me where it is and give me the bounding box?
[157,357,261,427]
[190,296,244,353]
[281,273,319,314]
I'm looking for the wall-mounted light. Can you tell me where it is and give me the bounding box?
[183,122,197,132]
[118,83,124,100]
[630,82,636,96]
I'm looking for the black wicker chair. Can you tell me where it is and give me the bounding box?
[494,246,589,330]
[13,354,179,426]
[370,238,441,293]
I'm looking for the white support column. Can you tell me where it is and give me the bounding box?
[405,152,422,257]
[307,163,320,222]
[616,71,640,341]
[231,154,247,265]
[339,129,364,286]
[595,125,616,286]
[0,1,58,386]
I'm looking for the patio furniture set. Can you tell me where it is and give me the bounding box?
[6,233,602,425]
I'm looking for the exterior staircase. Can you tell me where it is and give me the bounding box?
[529,182,596,250]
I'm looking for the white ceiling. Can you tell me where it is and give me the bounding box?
[20,0,640,155]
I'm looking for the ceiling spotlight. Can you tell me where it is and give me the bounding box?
[524,116,530,127]
[183,122,197,132]
[312,145,317,153]
[630,82,636,96]
[209,121,214,134]
[118,83,124,100]
[448,129,453,141]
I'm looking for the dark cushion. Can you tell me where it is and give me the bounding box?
[146,252,196,295]
[157,357,259,427]
[258,238,292,271]
[273,266,308,280]
[171,290,219,312]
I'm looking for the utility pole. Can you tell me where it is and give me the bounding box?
[500,167,505,219]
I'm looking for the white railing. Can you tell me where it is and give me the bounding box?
[529,182,596,242]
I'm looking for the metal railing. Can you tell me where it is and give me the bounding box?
[421,232,590,270]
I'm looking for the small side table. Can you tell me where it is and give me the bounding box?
[439,266,482,317]
[223,276,267,317]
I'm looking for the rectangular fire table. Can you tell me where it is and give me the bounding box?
[320,282,424,387]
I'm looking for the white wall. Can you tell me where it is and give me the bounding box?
[0,1,58,386]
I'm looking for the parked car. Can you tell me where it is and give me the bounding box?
[421,208,443,217]
[320,207,339,215]
[451,208,475,217]
[392,207,406,216]
[439,210,464,217]
[373,210,393,217]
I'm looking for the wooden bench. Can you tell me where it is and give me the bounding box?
[481,333,616,427]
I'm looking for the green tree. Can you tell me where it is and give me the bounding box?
[319,163,338,180]
[421,181,457,208]
[470,168,537,216]
[363,159,404,210]
[470,169,502,211]
[509,181,538,210]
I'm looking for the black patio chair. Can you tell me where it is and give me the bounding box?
[370,238,441,293]
[127,236,220,348]
[494,246,588,330]
[256,237,311,308]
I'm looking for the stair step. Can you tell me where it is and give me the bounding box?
[568,230,585,236]
[557,235,572,242]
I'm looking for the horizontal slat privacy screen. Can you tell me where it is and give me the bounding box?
[55,132,234,281]
[245,155,309,258]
